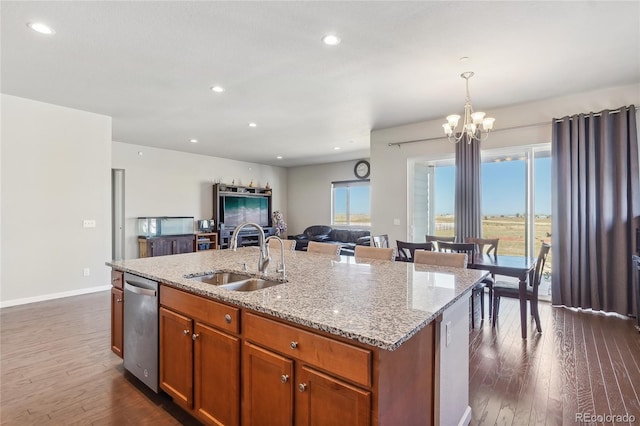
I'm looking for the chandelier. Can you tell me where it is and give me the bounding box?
[442,71,495,144]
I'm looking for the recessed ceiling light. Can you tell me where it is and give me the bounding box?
[210,86,225,93]
[138,151,143,156]
[27,22,55,35]
[322,34,341,46]
[189,139,198,143]
[334,147,341,150]
[248,122,257,127]
[276,156,283,160]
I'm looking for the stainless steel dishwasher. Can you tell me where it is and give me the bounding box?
[123,272,159,392]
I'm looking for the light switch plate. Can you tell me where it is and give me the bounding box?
[393,218,400,226]
[83,219,96,228]
[83,268,90,277]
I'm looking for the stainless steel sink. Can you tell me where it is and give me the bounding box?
[219,278,282,292]
[189,272,253,286]
[188,272,283,291]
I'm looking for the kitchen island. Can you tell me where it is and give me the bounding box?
[108,247,488,425]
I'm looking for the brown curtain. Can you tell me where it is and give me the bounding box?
[552,105,639,317]
[455,135,482,242]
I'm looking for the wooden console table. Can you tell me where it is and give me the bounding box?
[194,232,218,251]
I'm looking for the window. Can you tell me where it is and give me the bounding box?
[412,159,455,241]
[412,144,552,298]
[332,180,371,227]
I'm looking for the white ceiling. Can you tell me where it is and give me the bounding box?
[2,1,639,167]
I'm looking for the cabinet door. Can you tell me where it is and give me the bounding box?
[159,307,193,409]
[295,365,371,426]
[110,287,124,358]
[242,342,293,426]
[111,270,123,289]
[194,322,240,426]
[175,236,194,254]
[151,239,173,257]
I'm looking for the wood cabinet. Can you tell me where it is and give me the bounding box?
[242,342,294,426]
[213,183,274,249]
[146,282,437,426]
[295,365,371,426]
[159,285,240,426]
[138,235,194,258]
[242,312,371,426]
[159,307,193,407]
[110,270,124,358]
[194,232,218,251]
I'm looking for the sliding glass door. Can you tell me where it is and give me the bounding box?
[481,152,527,255]
[412,159,455,242]
[412,144,551,261]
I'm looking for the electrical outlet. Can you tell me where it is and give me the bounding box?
[445,321,451,347]
[83,268,90,277]
[393,218,400,226]
[83,219,96,228]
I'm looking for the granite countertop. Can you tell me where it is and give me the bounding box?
[107,247,488,351]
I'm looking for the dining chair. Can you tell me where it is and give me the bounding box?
[425,235,455,251]
[396,241,434,262]
[413,250,467,267]
[465,237,499,257]
[354,245,395,261]
[437,241,485,328]
[307,241,341,255]
[492,243,551,333]
[372,234,390,248]
[465,237,499,317]
[268,238,296,251]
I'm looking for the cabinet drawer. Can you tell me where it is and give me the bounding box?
[111,270,123,289]
[160,285,239,334]
[244,312,371,387]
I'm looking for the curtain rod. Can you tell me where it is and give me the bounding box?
[387,121,548,148]
[387,106,637,148]
[553,106,637,120]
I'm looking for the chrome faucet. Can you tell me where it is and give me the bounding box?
[265,235,286,281]
[230,223,270,273]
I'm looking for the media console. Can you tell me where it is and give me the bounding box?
[213,183,274,249]
[218,226,276,249]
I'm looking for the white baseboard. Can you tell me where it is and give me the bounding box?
[458,406,472,426]
[0,285,111,308]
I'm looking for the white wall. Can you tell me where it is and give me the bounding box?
[439,295,471,426]
[370,83,640,247]
[112,142,287,259]
[1,94,112,306]
[286,159,369,235]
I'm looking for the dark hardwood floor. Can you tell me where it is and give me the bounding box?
[0,292,200,425]
[469,297,640,425]
[1,291,639,425]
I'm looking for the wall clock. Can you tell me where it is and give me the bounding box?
[354,160,370,179]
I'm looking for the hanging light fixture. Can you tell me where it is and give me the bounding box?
[442,71,495,144]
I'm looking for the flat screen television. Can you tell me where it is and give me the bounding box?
[221,195,269,228]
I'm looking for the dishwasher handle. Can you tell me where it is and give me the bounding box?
[125,282,157,297]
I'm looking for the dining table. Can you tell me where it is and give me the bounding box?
[468,253,538,339]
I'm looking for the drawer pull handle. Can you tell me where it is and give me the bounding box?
[183,329,190,335]
[298,383,307,392]
[290,341,298,350]
[192,333,200,341]
[280,374,289,383]
[225,314,232,324]
[116,298,123,303]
